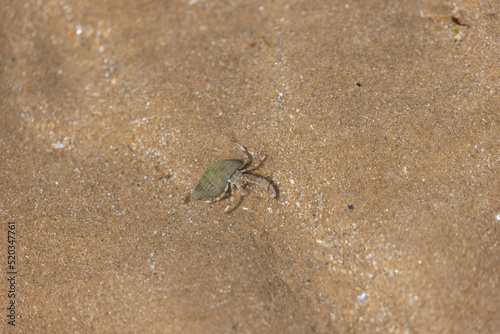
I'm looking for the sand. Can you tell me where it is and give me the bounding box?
[1,0,499,332]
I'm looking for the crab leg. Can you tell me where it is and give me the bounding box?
[240,155,267,173]
[225,182,240,212]
[234,142,252,169]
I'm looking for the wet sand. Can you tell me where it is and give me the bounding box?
[1,0,499,332]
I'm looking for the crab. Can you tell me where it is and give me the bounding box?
[185,143,277,212]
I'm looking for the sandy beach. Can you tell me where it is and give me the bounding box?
[1,0,499,332]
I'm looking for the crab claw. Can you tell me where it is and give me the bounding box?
[267,183,277,198]
[242,174,277,198]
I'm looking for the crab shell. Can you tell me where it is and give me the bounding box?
[189,159,244,201]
